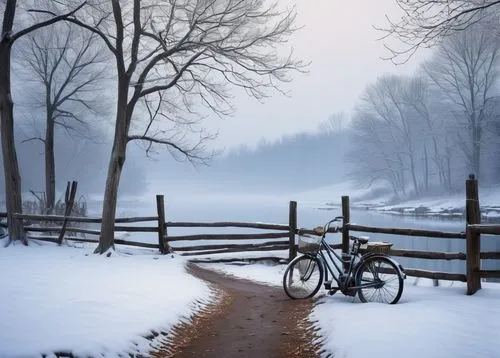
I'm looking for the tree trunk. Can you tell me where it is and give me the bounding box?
[473,123,481,180]
[446,147,452,192]
[410,156,419,197]
[0,23,25,244]
[95,75,130,254]
[424,144,429,193]
[431,137,445,188]
[45,113,55,213]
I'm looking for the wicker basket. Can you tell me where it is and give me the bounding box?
[359,241,393,254]
[298,234,322,253]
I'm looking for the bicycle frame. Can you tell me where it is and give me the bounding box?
[316,237,358,291]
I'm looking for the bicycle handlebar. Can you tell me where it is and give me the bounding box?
[323,216,343,234]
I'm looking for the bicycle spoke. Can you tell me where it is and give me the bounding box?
[283,256,323,299]
[357,257,403,304]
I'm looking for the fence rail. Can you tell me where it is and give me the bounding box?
[347,224,465,239]
[166,221,290,231]
[388,249,466,260]
[11,213,159,223]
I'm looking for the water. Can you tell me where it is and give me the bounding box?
[89,197,499,274]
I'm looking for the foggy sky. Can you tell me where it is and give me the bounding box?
[204,0,430,150]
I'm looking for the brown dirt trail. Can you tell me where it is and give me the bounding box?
[150,263,320,358]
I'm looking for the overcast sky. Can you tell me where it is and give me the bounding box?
[205,0,430,150]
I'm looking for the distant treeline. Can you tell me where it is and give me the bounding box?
[198,129,352,192]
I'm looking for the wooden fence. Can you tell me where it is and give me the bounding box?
[0,195,299,259]
[0,195,166,250]
[1,176,499,295]
[340,175,500,295]
[164,201,297,260]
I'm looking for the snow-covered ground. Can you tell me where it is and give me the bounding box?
[0,237,212,358]
[202,261,500,358]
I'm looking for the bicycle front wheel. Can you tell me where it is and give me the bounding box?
[356,256,404,304]
[283,255,323,299]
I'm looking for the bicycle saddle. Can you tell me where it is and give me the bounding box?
[350,236,369,244]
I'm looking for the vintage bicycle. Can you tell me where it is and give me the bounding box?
[283,216,406,304]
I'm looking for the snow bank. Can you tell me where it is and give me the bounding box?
[312,280,500,358]
[0,239,211,357]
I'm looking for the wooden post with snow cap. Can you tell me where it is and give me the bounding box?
[341,196,350,254]
[156,195,169,254]
[465,174,481,295]
[288,201,297,261]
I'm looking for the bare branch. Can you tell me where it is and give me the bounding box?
[378,0,500,64]
[11,2,87,42]
[21,137,45,144]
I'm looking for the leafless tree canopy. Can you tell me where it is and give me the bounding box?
[422,18,500,180]
[350,16,500,197]
[19,24,107,136]
[44,0,306,253]
[64,0,304,161]
[379,0,500,63]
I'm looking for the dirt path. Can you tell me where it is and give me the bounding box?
[150,263,320,358]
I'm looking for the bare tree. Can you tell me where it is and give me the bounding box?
[422,19,500,180]
[349,110,405,198]
[402,77,452,193]
[354,75,424,197]
[380,1,500,63]
[0,1,85,245]
[54,0,305,253]
[17,22,108,214]
[318,112,348,133]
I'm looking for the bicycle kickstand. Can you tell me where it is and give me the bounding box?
[328,288,338,296]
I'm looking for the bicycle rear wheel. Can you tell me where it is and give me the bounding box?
[283,255,323,299]
[356,256,403,304]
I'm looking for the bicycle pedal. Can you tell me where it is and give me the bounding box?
[324,280,332,290]
[328,289,338,296]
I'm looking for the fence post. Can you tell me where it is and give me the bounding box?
[57,181,77,245]
[156,195,168,254]
[341,196,350,254]
[465,174,481,295]
[288,201,297,261]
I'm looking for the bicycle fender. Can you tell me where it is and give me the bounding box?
[356,254,406,279]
